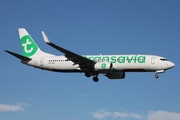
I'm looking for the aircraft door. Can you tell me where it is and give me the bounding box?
[40,58,44,66]
[151,57,155,64]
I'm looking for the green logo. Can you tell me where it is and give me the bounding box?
[101,63,106,69]
[21,35,38,57]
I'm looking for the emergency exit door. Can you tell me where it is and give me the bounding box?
[151,57,155,64]
[40,58,44,66]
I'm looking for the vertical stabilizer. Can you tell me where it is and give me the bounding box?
[19,28,53,58]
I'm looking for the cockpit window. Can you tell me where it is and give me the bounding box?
[160,58,168,61]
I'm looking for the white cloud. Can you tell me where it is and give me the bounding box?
[90,109,143,119]
[91,110,112,119]
[0,103,27,112]
[147,110,180,120]
[91,110,180,120]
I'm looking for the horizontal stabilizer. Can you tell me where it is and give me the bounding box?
[5,50,31,61]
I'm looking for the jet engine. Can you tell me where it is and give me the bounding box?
[106,72,125,79]
[94,62,113,72]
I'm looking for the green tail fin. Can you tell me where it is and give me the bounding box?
[19,28,39,58]
[19,28,53,58]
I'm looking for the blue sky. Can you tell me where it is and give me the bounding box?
[0,0,180,120]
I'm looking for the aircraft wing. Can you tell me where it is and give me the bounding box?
[42,31,96,70]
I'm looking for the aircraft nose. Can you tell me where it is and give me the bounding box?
[169,61,175,68]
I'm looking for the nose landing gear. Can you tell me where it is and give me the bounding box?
[155,74,159,78]
[155,70,164,79]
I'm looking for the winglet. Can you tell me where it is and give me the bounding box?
[42,31,51,43]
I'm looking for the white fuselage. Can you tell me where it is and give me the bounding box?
[23,54,174,73]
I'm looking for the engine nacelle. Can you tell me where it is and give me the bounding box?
[94,62,112,72]
[106,72,125,79]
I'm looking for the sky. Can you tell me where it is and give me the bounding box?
[0,0,180,120]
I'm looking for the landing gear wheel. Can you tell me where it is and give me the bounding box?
[155,74,159,78]
[93,77,99,82]
[85,72,91,78]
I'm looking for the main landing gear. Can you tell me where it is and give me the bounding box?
[85,72,99,82]
[93,76,99,82]
[85,72,91,78]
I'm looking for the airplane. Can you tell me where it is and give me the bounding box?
[5,28,175,82]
